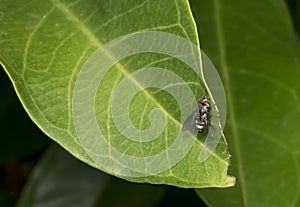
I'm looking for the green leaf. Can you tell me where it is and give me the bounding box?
[0,0,234,187]
[190,0,300,206]
[17,144,166,207]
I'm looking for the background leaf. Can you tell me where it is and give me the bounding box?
[190,0,300,206]
[0,0,234,188]
[17,144,166,207]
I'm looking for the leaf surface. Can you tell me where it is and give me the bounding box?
[0,0,234,187]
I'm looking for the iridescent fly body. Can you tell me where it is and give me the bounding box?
[194,97,211,132]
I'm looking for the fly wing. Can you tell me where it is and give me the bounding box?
[207,121,215,139]
[182,107,199,132]
[199,124,219,162]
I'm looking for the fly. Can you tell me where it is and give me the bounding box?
[194,96,211,133]
[182,96,215,139]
